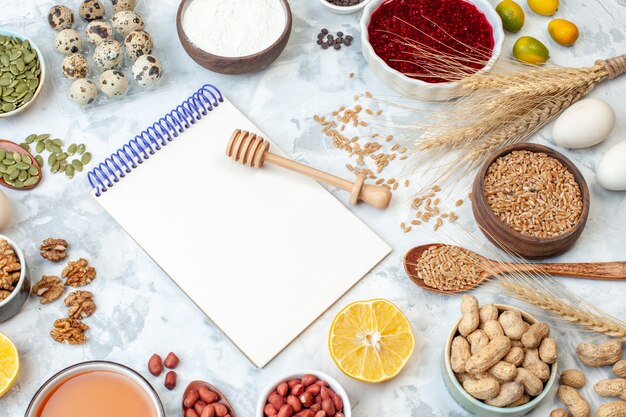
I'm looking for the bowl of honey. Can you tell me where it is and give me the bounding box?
[25,361,165,417]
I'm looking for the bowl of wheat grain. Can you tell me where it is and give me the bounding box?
[471,143,589,259]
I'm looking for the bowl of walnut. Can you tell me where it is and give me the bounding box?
[0,235,30,322]
[442,296,558,417]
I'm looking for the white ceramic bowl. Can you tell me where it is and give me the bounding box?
[0,30,46,118]
[360,0,504,100]
[256,370,351,417]
[25,361,165,417]
[318,0,372,15]
[442,305,558,417]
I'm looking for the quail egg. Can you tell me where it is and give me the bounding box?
[48,5,74,31]
[70,79,99,105]
[62,54,89,79]
[93,40,122,70]
[132,54,162,89]
[86,20,113,45]
[99,70,129,97]
[79,0,105,21]
[112,10,145,37]
[111,0,137,12]
[124,30,153,61]
[55,29,82,55]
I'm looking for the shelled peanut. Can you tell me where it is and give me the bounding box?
[263,374,345,417]
[183,384,232,417]
[451,296,556,407]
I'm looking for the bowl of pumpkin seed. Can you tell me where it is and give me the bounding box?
[0,30,45,118]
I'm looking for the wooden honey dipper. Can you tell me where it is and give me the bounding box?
[226,129,392,209]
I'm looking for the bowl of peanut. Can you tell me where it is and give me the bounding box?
[256,370,350,417]
[442,296,558,417]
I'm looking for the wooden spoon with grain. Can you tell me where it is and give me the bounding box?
[404,243,626,294]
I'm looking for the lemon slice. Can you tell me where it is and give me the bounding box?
[0,332,19,397]
[328,299,415,383]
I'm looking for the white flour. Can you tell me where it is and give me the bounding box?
[182,0,286,58]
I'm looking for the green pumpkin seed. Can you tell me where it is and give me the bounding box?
[0,150,4,160]
[11,180,23,189]
[0,55,8,67]
[2,173,9,183]
[51,161,60,173]
[21,91,33,103]
[77,144,86,154]
[23,176,38,187]
[28,165,38,175]
[35,141,44,153]
[52,139,63,147]
[17,170,27,181]
[34,155,43,167]
[49,145,62,155]
[65,165,75,179]
[81,152,92,165]
[9,170,19,180]
[24,134,36,143]
[2,158,13,165]
[72,159,83,172]
[5,164,16,175]
[68,144,77,155]
[12,152,20,161]
[57,152,68,161]
[19,143,29,151]
[48,154,57,166]
[36,134,50,142]
[1,102,14,112]
[15,81,27,93]
[15,162,29,170]
[21,154,31,164]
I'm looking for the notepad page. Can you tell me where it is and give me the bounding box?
[93,98,391,367]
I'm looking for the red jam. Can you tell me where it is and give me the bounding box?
[368,0,495,83]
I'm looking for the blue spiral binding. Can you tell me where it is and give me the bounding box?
[87,84,223,196]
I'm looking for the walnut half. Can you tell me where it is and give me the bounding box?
[50,318,89,344]
[62,258,96,287]
[40,238,69,262]
[64,291,96,319]
[32,276,65,304]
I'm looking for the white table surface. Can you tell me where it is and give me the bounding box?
[1,0,625,416]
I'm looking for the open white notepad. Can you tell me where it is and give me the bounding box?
[88,85,391,367]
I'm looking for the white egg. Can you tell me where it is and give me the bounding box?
[552,99,615,149]
[597,141,626,191]
[0,189,12,230]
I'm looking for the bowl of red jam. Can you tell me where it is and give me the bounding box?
[360,0,504,100]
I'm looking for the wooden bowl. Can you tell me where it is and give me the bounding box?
[472,143,589,259]
[176,0,292,75]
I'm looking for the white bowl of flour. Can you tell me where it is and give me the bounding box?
[176,0,292,74]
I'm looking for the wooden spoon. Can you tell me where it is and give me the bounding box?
[404,243,626,294]
[0,139,42,190]
[182,380,236,417]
